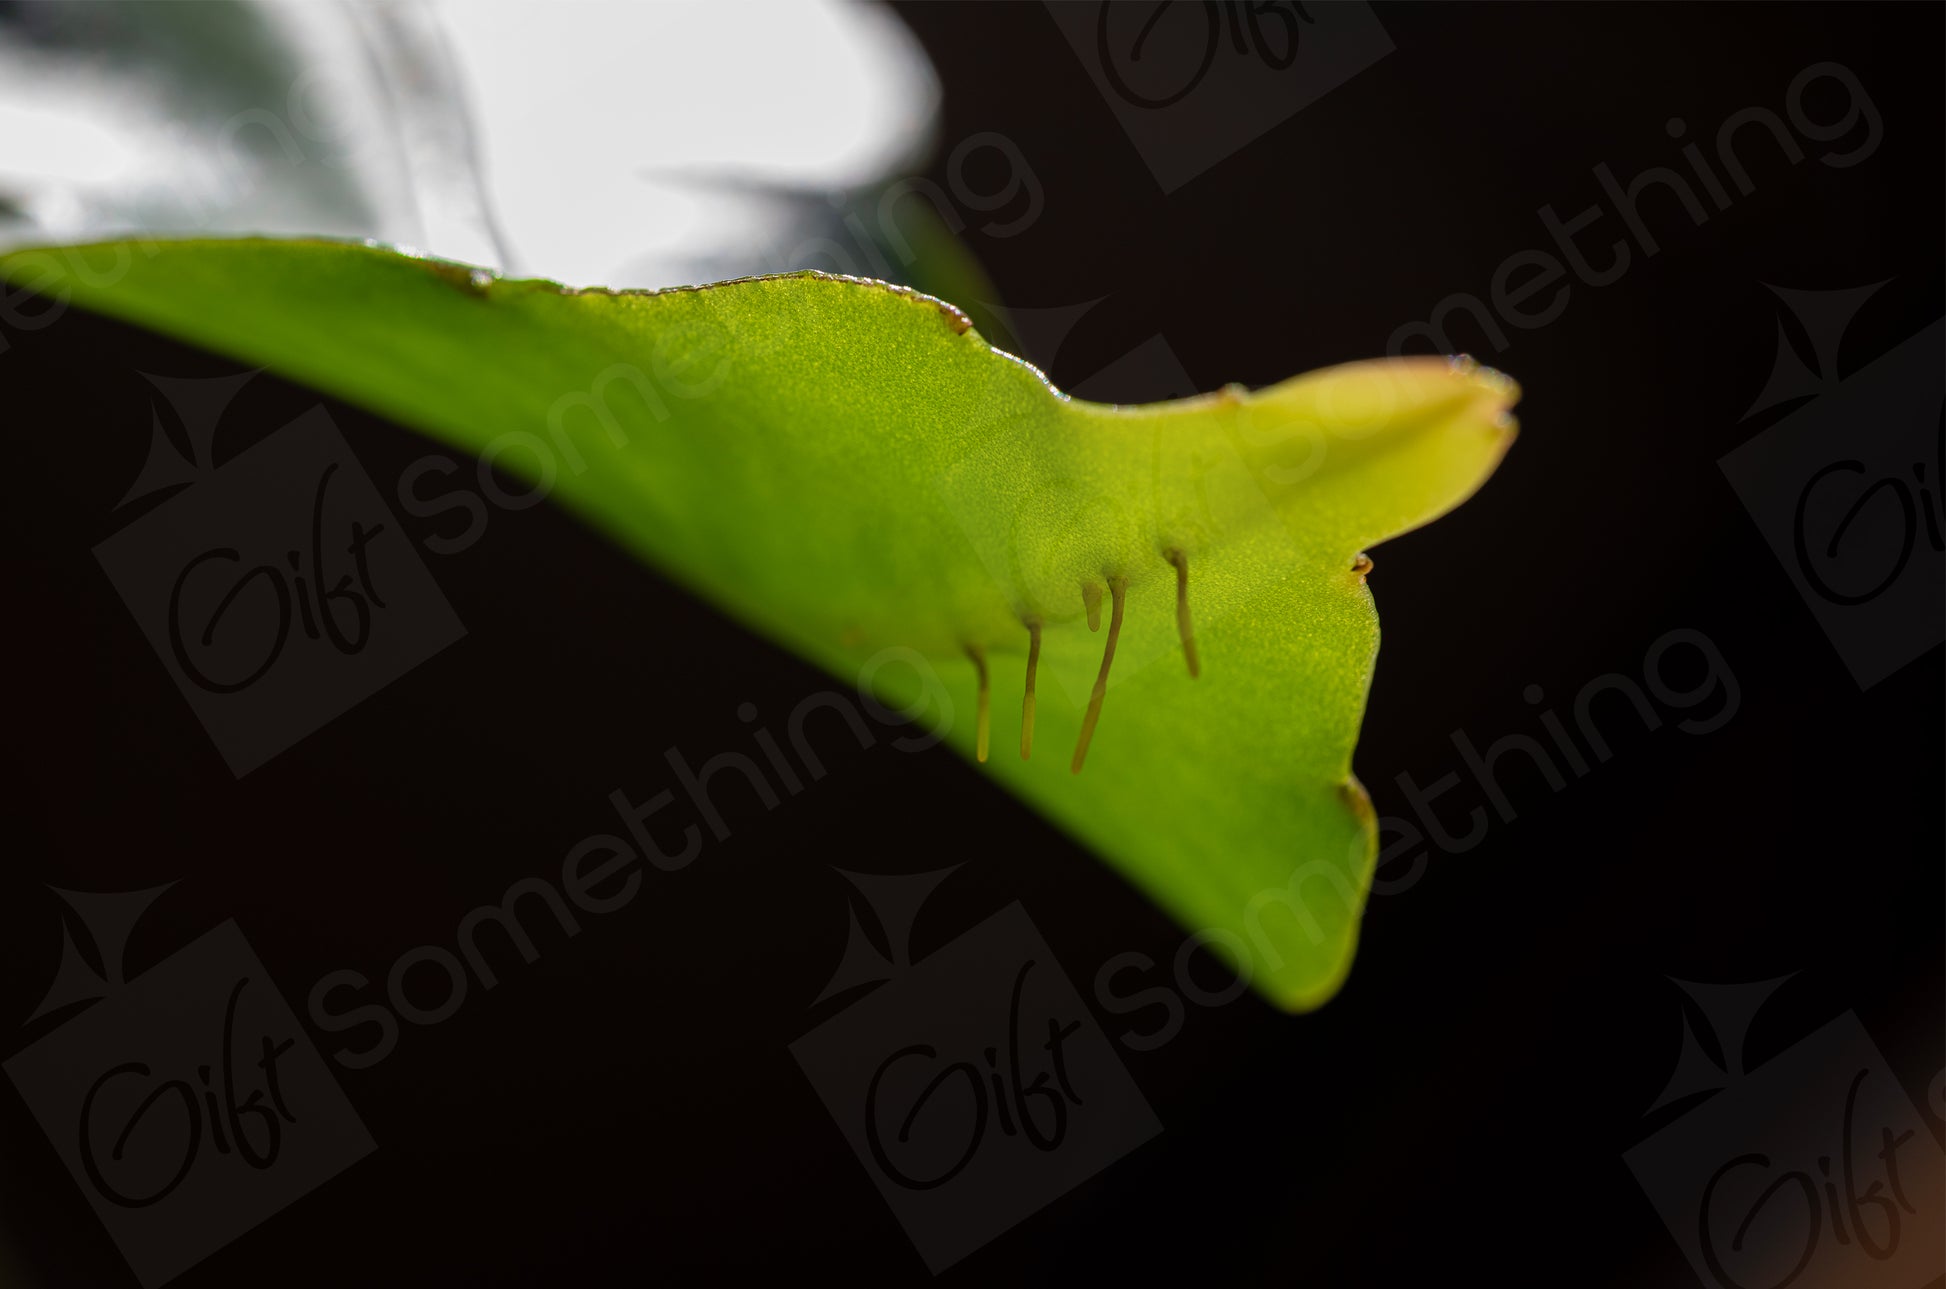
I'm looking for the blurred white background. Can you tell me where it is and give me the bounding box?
[0,0,938,287]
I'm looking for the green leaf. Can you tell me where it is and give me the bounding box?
[2,238,1517,1009]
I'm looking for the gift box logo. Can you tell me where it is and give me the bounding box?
[93,370,464,775]
[1719,286,1944,688]
[1043,1,1394,192]
[5,886,373,1287]
[791,869,1160,1273]
[1624,977,1945,1289]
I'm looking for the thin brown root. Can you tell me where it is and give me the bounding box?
[1166,549,1200,678]
[966,644,990,763]
[1020,620,1041,760]
[1072,576,1126,774]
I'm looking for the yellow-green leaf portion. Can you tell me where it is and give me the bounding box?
[2,238,1518,1009]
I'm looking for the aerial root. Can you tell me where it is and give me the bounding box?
[1020,620,1041,760]
[966,643,990,763]
[1071,576,1126,774]
[1165,549,1200,678]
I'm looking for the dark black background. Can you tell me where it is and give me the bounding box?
[3,3,1941,1286]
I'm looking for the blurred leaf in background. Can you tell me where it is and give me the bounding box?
[0,0,948,291]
